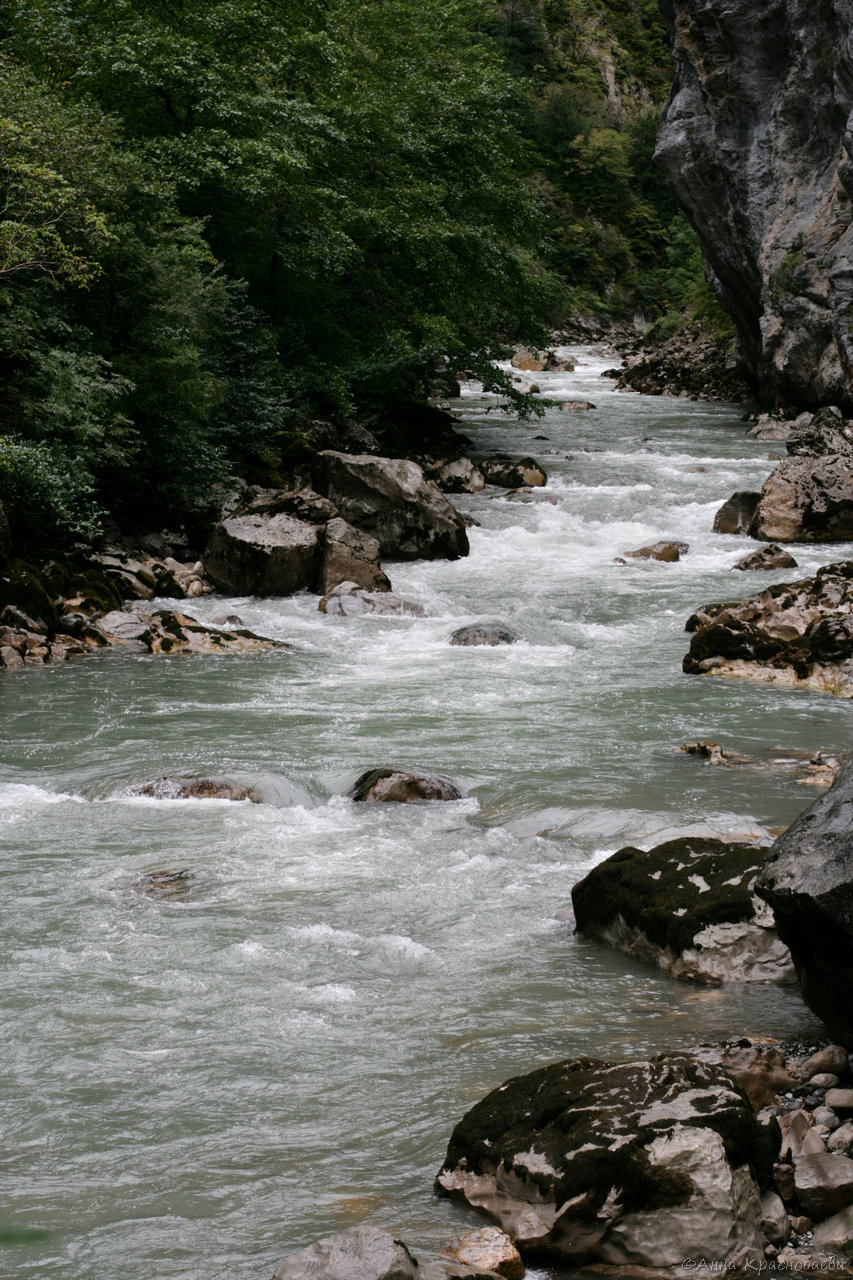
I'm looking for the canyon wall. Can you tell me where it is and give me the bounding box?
[656,0,853,411]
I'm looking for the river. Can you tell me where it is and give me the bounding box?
[1,348,846,1279]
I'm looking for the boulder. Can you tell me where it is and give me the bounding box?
[238,485,339,524]
[479,458,546,489]
[94,609,291,657]
[510,348,545,372]
[624,540,688,562]
[303,419,382,456]
[814,1205,853,1256]
[0,560,59,634]
[313,452,469,560]
[571,837,795,985]
[747,416,796,442]
[435,1052,778,1269]
[682,560,853,697]
[204,512,322,595]
[350,769,461,803]
[321,519,390,595]
[319,582,424,617]
[441,1229,524,1280]
[801,1047,851,1081]
[270,1224,504,1280]
[129,778,256,801]
[692,1041,796,1110]
[558,400,595,411]
[134,869,196,899]
[793,1154,853,1221]
[449,623,517,647]
[733,545,799,572]
[713,492,762,535]
[750,456,853,542]
[786,407,853,459]
[428,458,486,495]
[757,758,853,1046]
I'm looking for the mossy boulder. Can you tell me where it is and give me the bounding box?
[436,1053,778,1269]
[0,560,59,634]
[350,769,461,803]
[571,837,794,984]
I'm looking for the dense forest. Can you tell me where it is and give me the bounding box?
[0,0,718,546]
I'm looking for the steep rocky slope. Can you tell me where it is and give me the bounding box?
[655,0,853,411]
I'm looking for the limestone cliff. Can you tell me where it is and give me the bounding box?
[655,0,853,411]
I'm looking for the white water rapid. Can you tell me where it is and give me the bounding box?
[2,348,846,1279]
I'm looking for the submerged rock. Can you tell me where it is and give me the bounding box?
[480,458,546,489]
[757,758,853,1047]
[319,581,424,617]
[449,623,517,647]
[350,769,461,803]
[571,836,794,984]
[683,560,853,697]
[130,778,256,801]
[733,545,799,571]
[436,1052,777,1269]
[134,869,197,899]
[624,540,688,562]
[313,451,469,561]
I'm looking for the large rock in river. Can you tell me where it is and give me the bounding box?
[205,512,322,595]
[571,836,794,984]
[757,757,853,1047]
[436,1053,778,1269]
[350,769,461,803]
[320,518,390,595]
[683,560,853,697]
[654,0,853,412]
[313,451,469,560]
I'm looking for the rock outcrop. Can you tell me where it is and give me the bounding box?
[757,758,853,1047]
[436,1052,778,1269]
[313,451,469,560]
[571,836,795,984]
[655,0,853,411]
[683,560,853,696]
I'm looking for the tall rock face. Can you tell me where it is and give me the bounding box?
[655,0,853,411]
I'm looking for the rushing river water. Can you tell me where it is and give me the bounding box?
[2,348,849,1280]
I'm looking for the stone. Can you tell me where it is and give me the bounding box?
[442,1229,524,1280]
[827,1090,853,1113]
[815,1109,842,1132]
[449,623,517,647]
[747,416,795,442]
[429,458,486,494]
[786,407,853,459]
[318,582,424,617]
[479,458,547,489]
[320,519,390,595]
[713,492,762,535]
[510,347,545,372]
[435,1052,777,1269]
[814,1205,853,1256]
[759,1190,790,1247]
[204,512,322,596]
[571,837,795,985]
[95,611,152,647]
[130,778,256,802]
[271,1224,419,1280]
[239,485,339,524]
[829,1125,853,1154]
[793,1154,853,1221]
[0,644,24,669]
[312,452,468,561]
[811,1075,843,1089]
[733,545,799,572]
[350,769,461,804]
[801,1047,851,1080]
[750,456,853,543]
[558,400,595,411]
[774,1163,796,1202]
[654,0,853,412]
[682,561,853,698]
[624,540,688,562]
[694,1041,796,1110]
[757,760,853,1046]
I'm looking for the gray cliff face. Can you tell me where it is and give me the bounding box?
[655,0,853,410]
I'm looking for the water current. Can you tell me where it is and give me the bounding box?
[2,348,848,1280]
